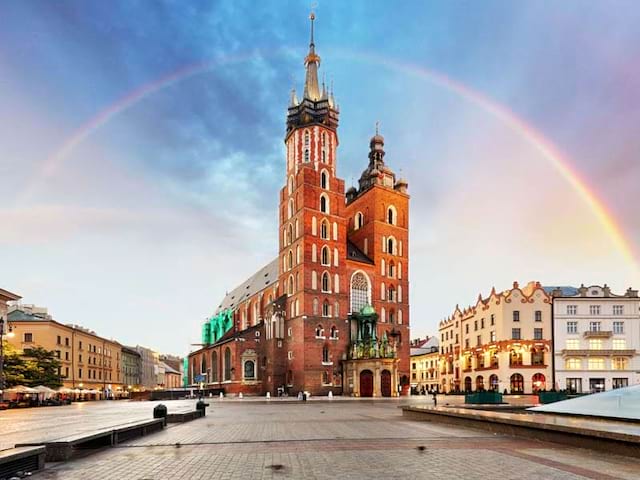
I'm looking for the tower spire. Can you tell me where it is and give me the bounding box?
[303,11,321,101]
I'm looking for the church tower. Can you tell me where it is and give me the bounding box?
[277,13,349,394]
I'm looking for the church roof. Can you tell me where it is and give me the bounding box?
[215,258,279,314]
[346,240,375,265]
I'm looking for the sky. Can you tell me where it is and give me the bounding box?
[1,1,639,356]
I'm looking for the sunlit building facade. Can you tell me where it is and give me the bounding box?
[439,281,552,394]
[551,284,640,393]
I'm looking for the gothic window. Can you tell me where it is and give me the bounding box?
[322,346,329,363]
[321,170,329,189]
[333,247,339,266]
[296,245,301,264]
[321,246,330,265]
[322,301,330,317]
[320,220,329,239]
[244,360,255,379]
[313,298,319,315]
[288,176,294,195]
[295,219,299,238]
[224,347,231,381]
[381,282,386,300]
[355,212,364,230]
[288,199,294,220]
[387,206,397,225]
[288,251,293,270]
[381,258,386,276]
[312,216,317,236]
[288,275,294,295]
[388,285,395,302]
[334,302,339,318]
[398,285,402,303]
[211,351,218,382]
[398,262,402,279]
[387,237,395,255]
[322,150,326,163]
[312,244,317,262]
[201,356,207,375]
[332,222,338,240]
[304,131,310,162]
[388,261,395,278]
[330,325,338,338]
[322,272,330,292]
[287,225,293,245]
[381,307,386,323]
[398,310,403,325]
[389,309,395,324]
[350,271,370,313]
[334,274,340,293]
[316,325,325,337]
[320,194,329,214]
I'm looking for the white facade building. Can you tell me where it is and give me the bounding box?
[551,285,640,393]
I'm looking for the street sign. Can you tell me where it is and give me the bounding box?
[194,374,206,382]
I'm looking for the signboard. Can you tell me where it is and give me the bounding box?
[194,374,206,382]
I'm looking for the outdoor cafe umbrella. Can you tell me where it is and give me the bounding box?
[5,386,38,394]
[33,385,57,398]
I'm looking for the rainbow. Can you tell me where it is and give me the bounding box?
[19,48,638,272]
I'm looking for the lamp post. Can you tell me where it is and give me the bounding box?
[0,316,15,401]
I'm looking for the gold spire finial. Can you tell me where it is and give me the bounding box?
[375,121,380,135]
[309,6,316,46]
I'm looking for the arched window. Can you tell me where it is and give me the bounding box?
[321,246,330,265]
[387,205,397,225]
[388,285,395,302]
[322,272,330,292]
[287,275,294,295]
[355,212,364,230]
[381,258,386,276]
[315,325,324,337]
[312,271,318,290]
[388,261,395,278]
[224,347,231,381]
[333,247,339,266]
[322,371,330,384]
[321,150,326,163]
[387,237,395,255]
[532,373,546,392]
[489,374,499,391]
[380,307,386,323]
[389,309,395,324]
[350,271,370,313]
[381,282,386,300]
[332,222,338,240]
[321,170,329,189]
[312,298,319,315]
[304,131,310,162]
[288,199,294,220]
[312,244,317,262]
[320,194,329,214]
[334,274,340,293]
[320,220,329,239]
[476,376,484,391]
[288,176,294,195]
[510,373,524,393]
[334,302,339,318]
[295,219,299,238]
[211,351,218,382]
[312,217,317,236]
[322,345,330,363]
[287,250,293,270]
[398,262,402,279]
[201,356,207,378]
[244,360,255,379]
[322,131,326,146]
[322,301,330,317]
[330,325,338,338]
[398,285,402,303]
[398,310,403,324]
[296,245,301,264]
[464,376,472,392]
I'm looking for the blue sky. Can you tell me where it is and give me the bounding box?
[2,1,639,355]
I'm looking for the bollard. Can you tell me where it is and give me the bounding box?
[239,392,243,399]
[328,391,333,399]
[266,392,271,399]
[219,392,224,399]
[196,400,209,417]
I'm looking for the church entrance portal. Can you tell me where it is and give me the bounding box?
[360,370,373,397]
[381,370,392,397]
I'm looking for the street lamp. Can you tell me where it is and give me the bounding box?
[0,316,15,400]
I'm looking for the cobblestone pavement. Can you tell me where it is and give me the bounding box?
[0,399,197,450]
[27,400,640,479]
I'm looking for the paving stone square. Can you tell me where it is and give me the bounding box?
[9,399,637,479]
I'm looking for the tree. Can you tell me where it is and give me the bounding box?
[2,342,63,388]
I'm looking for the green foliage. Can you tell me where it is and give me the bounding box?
[2,341,63,388]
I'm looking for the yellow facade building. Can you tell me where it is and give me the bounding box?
[7,305,123,396]
[439,281,552,394]
[410,337,440,393]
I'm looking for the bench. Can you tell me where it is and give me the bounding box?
[16,418,165,461]
[165,409,204,423]
[0,446,46,478]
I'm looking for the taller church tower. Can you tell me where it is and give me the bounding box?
[277,13,349,393]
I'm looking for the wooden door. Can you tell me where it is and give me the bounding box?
[360,370,373,397]
[381,370,392,397]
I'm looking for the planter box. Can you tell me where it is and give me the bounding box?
[538,392,568,404]
[465,391,503,404]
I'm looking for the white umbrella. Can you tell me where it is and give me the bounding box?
[5,385,38,394]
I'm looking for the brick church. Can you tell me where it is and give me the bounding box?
[187,14,410,397]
